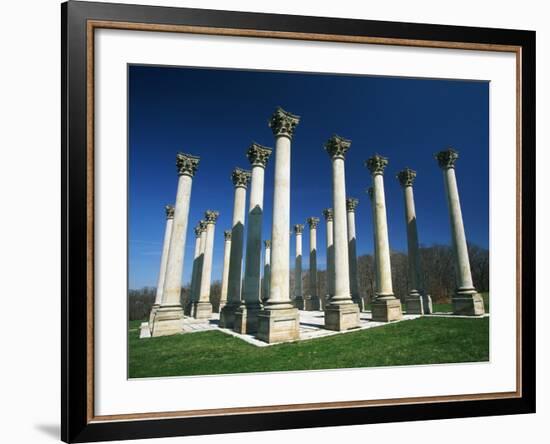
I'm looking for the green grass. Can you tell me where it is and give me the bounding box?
[128,316,489,379]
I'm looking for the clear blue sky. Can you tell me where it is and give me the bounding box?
[129,65,489,289]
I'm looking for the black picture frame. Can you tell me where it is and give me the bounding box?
[62,1,536,442]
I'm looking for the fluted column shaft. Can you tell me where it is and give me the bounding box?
[331,158,352,303]
[266,134,293,308]
[443,167,474,290]
[294,225,304,302]
[262,241,271,302]
[404,184,422,292]
[219,231,232,309]
[197,215,217,301]
[372,173,394,297]
[153,206,174,307]
[242,144,272,306]
[160,155,199,307]
[307,218,319,307]
[346,198,362,309]
[192,225,207,303]
[323,210,335,302]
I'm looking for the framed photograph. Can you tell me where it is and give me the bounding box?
[62,1,535,442]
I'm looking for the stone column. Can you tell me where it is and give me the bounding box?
[235,143,273,333]
[261,240,271,303]
[323,135,360,331]
[185,220,206,316]
[397,168,433,314]
[219,168,251,328]
[346,198,364,311]
[218,230,232,312]
[367,188,378,305]
[148,205,174,327]
[152,153,200,337]
[193,210,219,319]
[257,107,301,343]
[306,217,321,310]
[436,149,484,315]
[322,208,335,307]
[293,224,305,309]
[365,154,403,322]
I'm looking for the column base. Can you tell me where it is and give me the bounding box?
[351,294,364,312]
[372,297,403,322]
[233,303,262,334]
[452,290,485,316]
[306,297,321,311]
[139,321,151,339]
[148,304,160,326]
[151,305,184,337]
[324,302,360,331]
[219,303,239,328]
[256,307,300,343]
[404,293,425,314]
[192,301,212,319]
[294,297,306,310]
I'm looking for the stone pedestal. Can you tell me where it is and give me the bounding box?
[372,298,403,322]
[436,149,485,316]
[256,307,300,343]
[323,135,360,331]
[366,154,403,323]
[152,153,199,336]
[452,290,485,315]
[325,303,360,331]
[151,305,185,337]
[233,303,263,334]
[257,107,302,343]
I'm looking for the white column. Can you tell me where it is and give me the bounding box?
[397,168,432,314]
[294,224,304,307]
[219,230,232,312]
[323,135,359,331]
[257,107,301,343]
[235,143,273,333]
[346,197,363,311]
[148,205,174,326]
[262,240,271,303]
[436,149,484,315]
[219,168,251,328]
[152,153,200,337]
[186,220,205,316]
[194,210,219,319]
[306,217,320,310]
[366,154,402,322]
[322,208,335,306]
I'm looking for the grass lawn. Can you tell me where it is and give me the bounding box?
[128,315,489,379]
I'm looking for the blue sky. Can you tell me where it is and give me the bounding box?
[129,65,489,289]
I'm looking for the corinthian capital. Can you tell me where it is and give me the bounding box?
[346,197,359,212]
[204,210,220,224]
[224,230,232,241]
[294,224,304,234]
[365,154,388,176]
[247,142,273,168]
[435,148,459,169]
[322,208,333,221]
[397,168,417,187]
[231,167,252,188]
[264,240,271,249]
[268,107,300,139]
[165,204,175,219]
[324,134,351,160]
[176,152,200,177]
[199,220,207,233]
[307,217,320,229]
[194,222,203,238]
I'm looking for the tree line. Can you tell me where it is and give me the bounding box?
[129,243,489,321]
